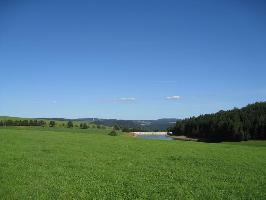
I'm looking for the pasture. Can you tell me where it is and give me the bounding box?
[0,127,265,199]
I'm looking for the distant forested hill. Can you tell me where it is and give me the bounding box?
[90,118,177,132]
[169,102,266,141]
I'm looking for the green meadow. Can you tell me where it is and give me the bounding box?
[0,127,265,199]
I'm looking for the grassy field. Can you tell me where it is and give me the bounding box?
[0,127,265,199]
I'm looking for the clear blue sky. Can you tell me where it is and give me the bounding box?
[0,0,266,119]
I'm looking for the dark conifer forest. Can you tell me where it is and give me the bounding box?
[168,102,266,141]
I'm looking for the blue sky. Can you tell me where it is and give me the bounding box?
[0,0,266,119]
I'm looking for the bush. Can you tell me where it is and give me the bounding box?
[113,124,120,130]
[108,130,118,136]
[122,127,130,132]
[67,121,73,128]
[49,121,56,127]
[80,123,88,129]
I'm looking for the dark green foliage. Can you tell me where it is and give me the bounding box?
[169,102,266,141]
[122,127,130,132]
[113,124,120,130]
[108,130,118,136]
[49,121,56,127]
[67,121,73,128]
[80,123,88,129]
[0,119,46,127]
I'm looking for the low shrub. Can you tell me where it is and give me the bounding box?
[108,130,118,136]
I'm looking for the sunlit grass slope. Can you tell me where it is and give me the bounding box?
[0,127,265,199]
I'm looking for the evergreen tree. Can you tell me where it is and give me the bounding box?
[169,102,266,141]
[67,121,73,128]
[49,121,56,127]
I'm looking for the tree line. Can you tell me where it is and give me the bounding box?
[168,102,266,141]
[0,119,46,127]
[0,119,107,130]
[48,120,74,128]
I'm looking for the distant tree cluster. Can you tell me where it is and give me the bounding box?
[168,102,266,141]
[121,127,145,132]
[49,121,56,127]
[67,121,73,128]
[0,119,46,127]
[108,130,118,136]
[80,123,88,129]
[94,120,146,132]
[113,124,120,131]
[112,124,147,132]
[0,119,105,130]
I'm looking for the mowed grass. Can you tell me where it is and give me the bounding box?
[0,127,265,199]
